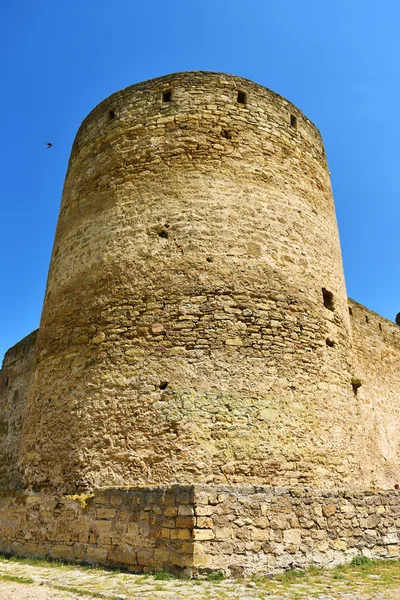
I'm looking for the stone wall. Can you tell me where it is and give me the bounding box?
[0,485,194,574]
[191,485,400,575]
[19,71,362,493]
[1,484,400,576]
[349,299,400,489]
[0,331,37,490]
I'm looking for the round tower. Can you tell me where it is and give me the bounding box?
[20,72,362,493]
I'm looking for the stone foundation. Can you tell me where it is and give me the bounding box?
[1,484,400,576]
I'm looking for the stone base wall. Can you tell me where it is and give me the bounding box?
[192,485,400,575]
[0,485,194,575]
[0,331,37,490]
[1,485,400,576]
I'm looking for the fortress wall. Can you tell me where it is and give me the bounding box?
[0,485,194,574]
[20,72,363,492]
[1,484,400,575]
[0,331,37,490]
[349,299,400,488]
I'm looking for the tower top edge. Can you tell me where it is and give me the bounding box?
[75,71,322,141]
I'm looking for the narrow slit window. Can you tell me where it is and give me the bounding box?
[349,307,353,316]
[290,114,297,128]
[109,110,115,119]
[237,91,247,105]
[322,288,334,311]
[162,90,172,103]
[365,315,369,324]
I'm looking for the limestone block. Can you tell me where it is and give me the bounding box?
[283,529,301,547]
[107,547,137,566]
[214,527,232,541]
[170,528,191,540]
[387,545,400,557]
[193,554,212,567]
[195,505,214,516]
[178,505,194,516]
[164,506,178,517]
[193,528,215,541]
[50,544,75,561]
[322,504,337,518]
[96,508,116,520]
[196,517,213,528]
[176,516,196,528]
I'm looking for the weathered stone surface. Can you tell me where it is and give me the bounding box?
[0,331,37,490]
[12,71,371,493]
[0,485,399,576]
[1,71,400,577]
[0,72,399,498]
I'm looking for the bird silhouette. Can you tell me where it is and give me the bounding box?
[45,142,52,149]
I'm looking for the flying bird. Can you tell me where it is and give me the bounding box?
[45,142,52,149]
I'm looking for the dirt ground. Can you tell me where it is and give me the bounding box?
[3,555,400,600]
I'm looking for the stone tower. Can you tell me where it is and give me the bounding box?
[19,72,362,493]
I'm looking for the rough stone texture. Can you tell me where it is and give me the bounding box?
[349,299,400,489]
[0,331,37,490]
[1,484,400,576]
[18,71,362,493]
[1,72,400,575]
[191,485,400,575]
[0,485,194,574]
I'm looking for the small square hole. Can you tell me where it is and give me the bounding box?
[162,90,172,103]
[237,91,247,105]
[290,114,297,128]
[322,288,334,311]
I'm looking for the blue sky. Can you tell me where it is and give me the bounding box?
[1,0,399,362]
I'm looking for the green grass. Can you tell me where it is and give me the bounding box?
[2,553,400,598]
[153,571,175,580]
[52,583,105,597]
[205,571,225,582]
[279,568,306,584]
[350,555,374,567]
[0,574,34,584]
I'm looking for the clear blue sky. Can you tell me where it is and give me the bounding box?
[1,0,399,362]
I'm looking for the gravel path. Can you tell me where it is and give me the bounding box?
[2,557,400,599]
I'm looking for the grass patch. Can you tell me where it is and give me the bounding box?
[0,574,34,584]
[246,559,400,596]
[0,552,119,575]
[3,553,400,598]
[277,568,306,584]
[153,571,174,580]
[206,571,225,582]
[52,584,104,597]
[350,555,374,568]
[307,565,323,576]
